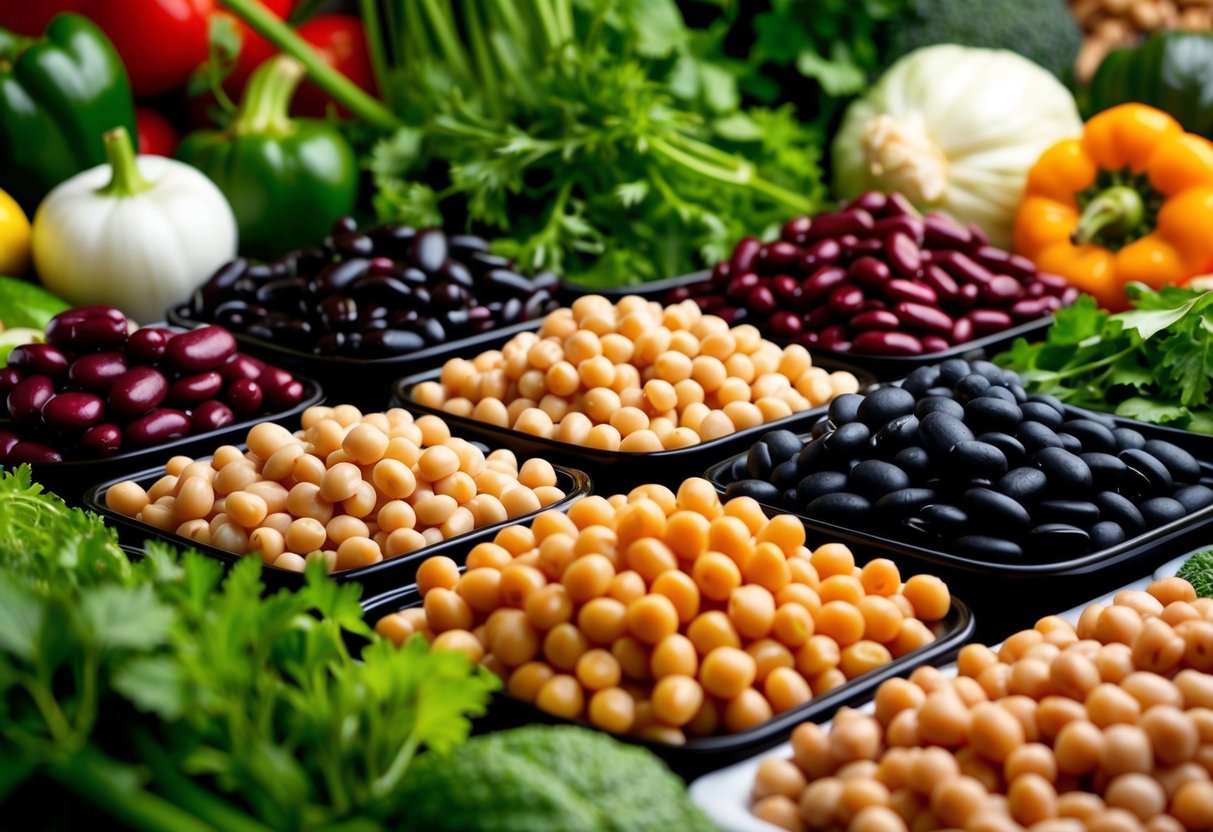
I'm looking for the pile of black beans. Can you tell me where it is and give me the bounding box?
[723,358,1213,562]
[183,219,559,358]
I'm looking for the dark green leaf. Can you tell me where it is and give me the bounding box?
[0,573,42,661]
[1114,397,1190,425]
[112,656,187,720]
[78,585,174,651]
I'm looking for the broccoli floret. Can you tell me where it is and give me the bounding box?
[1178,549,1213,598]
[885,0,1081,80]
[393,725,716,832]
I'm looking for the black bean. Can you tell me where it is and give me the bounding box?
[1094,491,1146,536]
[1175,485,1213,514]
[470,251,514,272]
[996,467,1049,503]
[924,386,955,399]
[804,492,871,524]
[438,259,474,289]
[1142,440,1201,485]
[449,233,488,253]
[856,386,916,429]
[772,459,800,490]
[970,360,1005,383]
[964,397,1022,434]
[1026,393,1065,416]
[350,274,413,303]
[978,386,1018,404]
[747,443,774,479]
[761,430,803,465]
[725,479,782,504]
[961,487,1032,534]
[821,422,871,461]
[1034,447,1093,494]
[873,488,938,519]
[848,460,911,499]
[1057,432,1083,454]
[948,440,1008,479]
[953,373,991,401]
[938,358,971,387]
[916,396,964,420]
[1017,421,1063,453]
[1114,428,1146,451]
[902,365,941,397]
[1079,452,1126,489]
[918,503,969,536]
[1139,497,1187,526]
[797,437,836,472]
[873,414,919,453]
[1020,402,1064,429]
[333,232,375,257]
[1028,523,1091,555]
[199,257,249,309]
[954,535,1023,560]
[419,318,447,343]
[482,268,535,296]
[361,328,426,355]
[310,258,370,296]
[410,228,449,272]
[1060,419,1117,453]
[1119,448,1173,497]
[1035,500,1101,527]
[919,411,975,459]
[893,446,932,482]
[828,393,864,425]
[810,418,833,440]
[797,471,849,506]
[977,432,1027,468]
[1089,521,1126,550]
[1008,384,1028,404]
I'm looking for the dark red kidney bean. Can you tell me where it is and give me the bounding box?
[108,367,168,418]
[872,215,926,245]
[982,275,1024,305]
[882,279,938,306]
[849,310,900,331]
[852,331,924,356]
[801,238,842,272]
[770,274,801,303]
[885,193,916,216]
[1035,273,1069,294]
[838,234,860,253]
[0,430,18,460]
[165,326,237,372]
[819,325,849,350]
[1025,282,1046,298]
[0,367,21,397]
[760,241,800,271]
[7,375,54,422]
[1010,297,1052,321]
[801,266,848,302]
[747,285,777,314]
[693,293,727,312]
[192,400,235,432]
[1060,287,1080,305]
[894,302,954,336]
[849,257,891,289]
[726,272,761,300]
[957,283,980,308]
[267,379,305,410]
[936,251,994,286]
[781,216,812,245]
[667,286,693,303]
[125,409,190,446]
[952,316,974,344]
[805,304,832,329]
[7,343,69,376]
[716,307,746,325]
[68,351,128,390]
[258,367,293,394]
[198,258,249,310]
[44,306,128,350]
[804,209,874,242]
[7,441,62,464]
[797,331,821,347]
[967,223,990,248]
[847,191,888,216]
[923,213,971,248]
[768,311,802,338]
[965,309,1014,335]
[81,423,122,456]
[886,233,922,276]
[854,239,884,255]
[169,371,224,405]
[828,285,866,317]
[409,229,449,273]
[857,299,888,313]
[730,236,763,275]
[226,379,264,416]
[710,260,731,287]
[923,335,950,352]
[921,265,960,301]
[220,353,264,382]
[41,391,105,431]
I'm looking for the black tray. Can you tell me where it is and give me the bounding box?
[8,376,324,505]
[168,304,544,411]
[84,462,591,597]
[559,270,1056,382]
[391,358,875,493]
[359,575,974,780]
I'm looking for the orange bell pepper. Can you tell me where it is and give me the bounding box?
[1014,103,1213,310]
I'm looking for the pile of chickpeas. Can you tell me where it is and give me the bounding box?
[410,295,860,452]
[105,405,567,573]
[374,477,952,745]
[750,576,1213,832]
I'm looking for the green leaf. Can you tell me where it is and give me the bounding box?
[0,572,42,661]
[1114,397,1191,426]
[0,756,36,802]
[1106,356,1155,393]
[795,45,867,96]
[1161,330,1213,407]
[112,656,186,720]
[1188,409,1213,435]
[78,585,174,651]
[614,180,650,207]
[1048,295,1106,345]
[1114,291,1213,341]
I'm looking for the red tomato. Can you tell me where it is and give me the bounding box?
[85,0,214,97]
[0,2,85,35]
[293,15,376,118]
[222,0,294,94]
[136,107,179,156]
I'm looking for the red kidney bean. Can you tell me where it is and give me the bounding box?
[257,367,294,395]
[269,379,306,410]
[819,325,850,350]
[747,285,777,315]
[126,328,170,363]
[667,286,693,303]
[760,241,800,271]
[851,331,924,356]
[801,266,848,302]
[882,279,938,306]
[957,283,980,308]
[1061,287,1081,305]
[165,325,237,372]
[921,265,960,301]
[847,192,888,215]
[68,352,128,390]
[1035,273,1069,294]
[710,260,731,287]
[857,299,888,313]
[804,209,874,242]
[80,423,122,457]
[805,304,832,329]
[7,375,54,422]
[981,275,1024,305]
[886,232,922,276]
[923,213,971,249]
[872,215,925,245]
[964,309,1014,335]
[125,409,190,447]
[893,302,954,336]
[0,367,21,397]
[41,391,104,431]
[0,430,18,459]
[770,274,801,303]
[838,234,860,253]
[226,379,264,416]
[7,441,63,464]
[849,310,900,331]
[108,367,168,418]
[781,216,812,245]
[1025,282,1046,298]
[693,294,727,312]
[45,306,128,350]
[726,272,761,299]
[191,400,235,432]
[923,335,950,352]
[797,331,820,347]
[169,371,224,405]
[801,238,842,271]
[849,257,891,289]
[768,311,802,338]
[1010,297,1053,321]
[967,222,990,248]
[885,193,916,217]
[220,353,264,382]
[730,236,763,274]
[7,343,69,376]
[854,238,884,255]
[827,285,866,317]
[952,316,974,344]
[936,251,994,286]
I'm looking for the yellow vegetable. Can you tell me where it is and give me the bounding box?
[0,187,31,275]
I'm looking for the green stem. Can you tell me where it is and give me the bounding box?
[71,648,100,739]
[1028,345,1138,385]
[359,0,393,110]
[531,0,563,52]
[1072,185,1145,247]
[649,134,817,214]
[464,1,498,111]
[372,733,421,799]
[219,0,399,130]
[233,56,303,137]
[98,128,152,199]
[420,0,475,89]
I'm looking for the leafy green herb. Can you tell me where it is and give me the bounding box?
[1178,549,1213,598]
[995,285,1213,433]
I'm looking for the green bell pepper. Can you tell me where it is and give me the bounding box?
[0,276,68,329]
[176,56,358,260]
[1089,31,1213,139]
[0,13,137,212]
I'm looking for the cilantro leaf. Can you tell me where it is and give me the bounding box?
[112,655,187,720]
[1114,397,1191,426]
[79,584,175,651]
[0,572,42,661]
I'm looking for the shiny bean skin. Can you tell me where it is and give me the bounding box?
[41,392,105,431]
[108,367,169,418]
[44,306,127,349]
[851,331,924,356]
[7,343,69,376]
[67,351,128,390]
[7,375,55,422]
[165,326,237,372]
[125,409,191,446]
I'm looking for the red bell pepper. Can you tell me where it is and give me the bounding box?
[135,107,178,155]
[292,15,376,118]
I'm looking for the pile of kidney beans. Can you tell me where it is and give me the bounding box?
[666,192,1078,356]
[182,219,560,358]
[722,358,1213,562]
[0,307,309,464]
